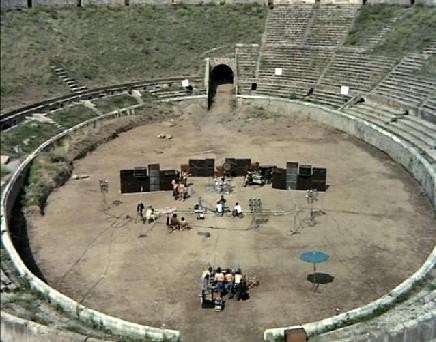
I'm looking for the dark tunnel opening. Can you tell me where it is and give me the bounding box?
[209,64,234,109]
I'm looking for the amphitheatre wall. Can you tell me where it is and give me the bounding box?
[2,0,436,7]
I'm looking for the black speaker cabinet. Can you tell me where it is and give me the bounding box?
[189,159,215,177]
[272,167,287,190]
[296,174,312,191]
[120,170,150,193]
[312,167,327,192]
[298,164,312,177]
[133,166,147,178]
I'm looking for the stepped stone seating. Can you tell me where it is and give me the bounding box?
[264,5,313,46]
[305,5,360,47]
[345,101,436,159]
[373,53,436,107]
[251,81,308,99]
[236,44,260,81]
[319,50,396,92]
[305,87,351,109]
[258,46,332,84]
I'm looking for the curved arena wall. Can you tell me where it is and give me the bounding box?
[1,94,434,341]
[234,95,436,341]
[1,97,205,342]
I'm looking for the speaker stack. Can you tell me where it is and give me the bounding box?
[272,167,287,190]
[224,158,252,177]
[160,169,177,191]
[286,162,298,190]
[148,163,160,192]
[120,168,150,194]
[189,159,215,177]
[311,167,327,192]
[297,164,312,190]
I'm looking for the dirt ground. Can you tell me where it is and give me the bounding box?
[28,85,435,342]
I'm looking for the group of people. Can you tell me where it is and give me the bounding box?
[136,202,156,224]
[171,171,190,201]
[201,266,247,301]
[167,213,190,232]
[215,195,243,217]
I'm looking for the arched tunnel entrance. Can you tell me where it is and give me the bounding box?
[208,64,234,110]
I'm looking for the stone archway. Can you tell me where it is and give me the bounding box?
[208,63,234,110]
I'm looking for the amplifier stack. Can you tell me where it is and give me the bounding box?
[189,159,215,177]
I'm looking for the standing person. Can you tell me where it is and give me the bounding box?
[225,269,235,298]
[178,182,186,201]
[171,179,178,200]
[136,202,145,223]
[234,269,243,300]
[214,267,225,294]
[215,202,223,216]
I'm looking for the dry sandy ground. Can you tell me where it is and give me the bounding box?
[28,85,435,342]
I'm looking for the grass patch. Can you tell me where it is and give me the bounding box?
[345,4,406,47]
[47,104,98,128]
[372,6,436,56]
[1,5,266,110]
[141,91,159,103]
[0,121,61,158]
[92,94,138,113]
[418,55,436,81]
[1,165,10,178]
[23,152,72,210]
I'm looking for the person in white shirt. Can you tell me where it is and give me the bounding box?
[232,202,242,217]
[216,202,223,216]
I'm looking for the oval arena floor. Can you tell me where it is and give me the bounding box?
[27,94,435,342]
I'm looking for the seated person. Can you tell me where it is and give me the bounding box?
[170,213,180,230]
[232,202,242,217]
[225,269,235,298]
[215,202,223,216]
[145,206,155,224]
[180,217,191,230]
[214,267,225,293]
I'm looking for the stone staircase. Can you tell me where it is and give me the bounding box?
[319,49,397,92]
[363,15,402,50]
[305,4,360,47]
[264,5,313,46]
[50,65,88,95]
[372,53,436,108]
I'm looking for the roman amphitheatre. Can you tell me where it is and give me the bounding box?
[0,1,435,342]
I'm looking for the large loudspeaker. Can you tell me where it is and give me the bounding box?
[160,170,177,191]
[133,166,147,178]
[312,167,327,192]
[120,170,150,193]
[296,174,312,191]
[272,167,287,190]
[298,164,313,177]
[189,159,215,177]
[148,164,160,192]
[286,162,298,190]
[224,158,251,177]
